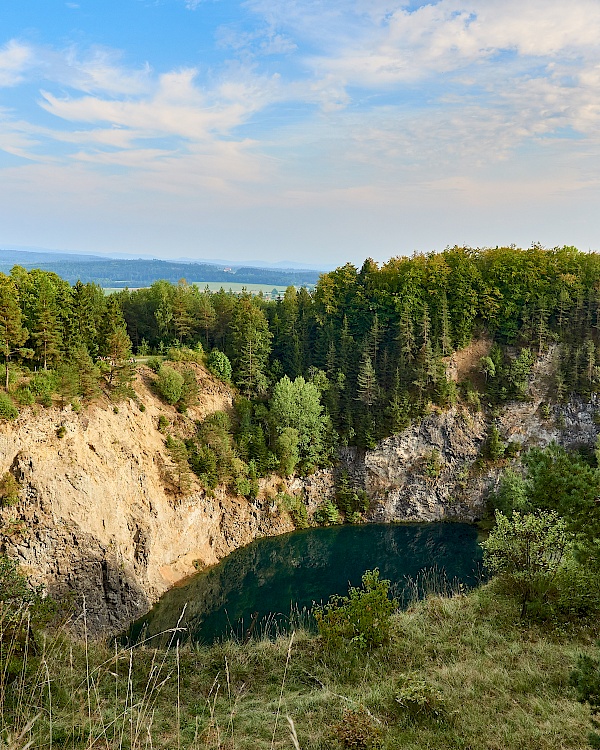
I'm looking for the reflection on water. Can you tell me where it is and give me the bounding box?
[127,523,483,646]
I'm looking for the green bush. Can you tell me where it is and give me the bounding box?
[314,499,340,526]
[335,470,368,516]
[0,391,18,420]
[481,510,570,617]
[331,707,383,749]
[14,385,34,406]
[167,346,203,363]
[279,492,309,529]
[570,646,600,748]
[314,569,397,650]
[30,370,57,404]
[394,674,445,720]
[0,472,20,506]
[147,356,162,373]
[156,364,184,405]
[486,425,506,460]
[207,349,232,382]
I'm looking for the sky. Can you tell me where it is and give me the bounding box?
[1,0,600,268]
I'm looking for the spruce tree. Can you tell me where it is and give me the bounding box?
[31,276,61,370]
[231,295,272,397]
[0,275,29,390]
[172,279,194,343]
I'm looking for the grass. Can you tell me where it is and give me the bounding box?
[1,583,598,749]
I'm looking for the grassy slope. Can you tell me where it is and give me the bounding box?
[4,582,598,750]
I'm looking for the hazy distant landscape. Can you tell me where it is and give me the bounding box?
[0,248,321,289]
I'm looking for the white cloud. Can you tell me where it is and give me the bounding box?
[0,40,34,87]
[38,65,282,143]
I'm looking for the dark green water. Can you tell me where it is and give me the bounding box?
[127,523,483,646]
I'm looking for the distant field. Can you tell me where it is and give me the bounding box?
[191,281,290,295]
[104,281,315,296]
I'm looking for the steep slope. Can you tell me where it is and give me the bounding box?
[0,365,293,634]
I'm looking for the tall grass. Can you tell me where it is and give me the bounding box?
[1,583,598,749]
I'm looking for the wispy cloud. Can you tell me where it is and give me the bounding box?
[0,40,34,87]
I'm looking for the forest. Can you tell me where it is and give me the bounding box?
[2,243,600,505]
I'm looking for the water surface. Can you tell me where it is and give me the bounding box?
[128,523,483,646]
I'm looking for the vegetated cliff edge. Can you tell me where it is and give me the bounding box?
[1,352,598,636]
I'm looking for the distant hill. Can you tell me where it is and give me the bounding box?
[0,249,322,288]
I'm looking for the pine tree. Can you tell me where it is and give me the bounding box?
[172,279,194,343]
[363,313,381,369]
[0,275,29,390]
[31,276,61,370]
[356,353,378,407]
[70,281,103,357]
[231,295,272,397]
[397,301,416,369]
[105,327,135,396]
[72,345,101,400]
[166,435,192,495]
[439,291,452,355]
[195,290,216,346]
[56,362,79,408]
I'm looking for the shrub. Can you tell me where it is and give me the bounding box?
[0,472,20,506]
[313,499,340,526]
[394,674,445,720]
[314,569,397,650]
[279,492,309,529]
[14,386,34,406]
[481,510,570,617]
[156,364,184,405]
[570,647,600,748]
[178,366,199,410]
[0,392,18,420]
[147,356,162,373]
[30,370,57,404]
[158,414,169,432]
[486,425,506,460]
[207,349,232,382]
[167,346,203,363]
[335,470,368,516]
[331,707,383,749]
[422,448,443,478]
[466,386,481,411]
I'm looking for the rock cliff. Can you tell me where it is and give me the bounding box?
[2,351,598,636]
[0,364,293,635]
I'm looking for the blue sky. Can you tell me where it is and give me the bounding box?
[1,0,600,267]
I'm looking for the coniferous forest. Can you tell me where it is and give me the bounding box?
[3,245,600,447]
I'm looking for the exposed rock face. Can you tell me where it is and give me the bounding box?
[349,396,599,524]
[0,367,292,636]
[362,408,489,523]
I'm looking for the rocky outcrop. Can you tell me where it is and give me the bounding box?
[0,366,293,636]
[349,396,600,524]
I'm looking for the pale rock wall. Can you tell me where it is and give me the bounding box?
[0,367,293,635]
